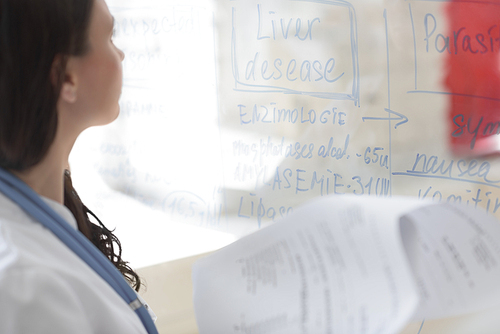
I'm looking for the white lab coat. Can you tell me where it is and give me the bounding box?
[0,192,150,333]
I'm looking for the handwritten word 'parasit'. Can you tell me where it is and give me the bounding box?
[424,13,500,55]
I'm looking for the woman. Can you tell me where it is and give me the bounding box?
[0,0,157,332]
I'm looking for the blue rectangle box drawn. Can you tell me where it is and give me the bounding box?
[230,0,360,106]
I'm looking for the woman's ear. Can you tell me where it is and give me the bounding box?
[60,75,78,103]
[51,55,78,104]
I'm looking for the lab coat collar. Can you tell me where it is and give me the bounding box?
[41,196,78,230]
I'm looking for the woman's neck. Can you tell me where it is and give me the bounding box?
[13,162,66,204]
[13,134,75,205]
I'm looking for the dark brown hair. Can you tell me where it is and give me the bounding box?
[0,0,141,291]
[64,171,141,291]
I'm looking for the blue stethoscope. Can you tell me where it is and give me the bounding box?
[0,168,158,334]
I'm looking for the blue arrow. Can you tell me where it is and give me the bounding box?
[362,108,409,129]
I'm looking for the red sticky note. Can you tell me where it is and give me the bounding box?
[445,0,500,156]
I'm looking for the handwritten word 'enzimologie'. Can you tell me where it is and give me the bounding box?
[238,104,346,126]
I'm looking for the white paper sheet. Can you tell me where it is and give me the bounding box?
[192,195,500,333]
[400,203,500,320]
[192,195,428,333]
